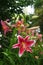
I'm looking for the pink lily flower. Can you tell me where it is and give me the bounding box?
[1,20,12,35]
[12,35,35,57]
[37,34,42,42]
[16,21,22,27]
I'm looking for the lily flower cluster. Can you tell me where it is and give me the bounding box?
[1,19,42,57]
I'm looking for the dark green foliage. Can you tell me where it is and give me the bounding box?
[0,0,34,20]
[34,0,43,8]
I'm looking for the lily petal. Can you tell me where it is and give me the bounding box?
[26,47,32,53]
[17,35,24,43]
[12,43,20,48]
[19,47,25,57]
[4,30,7,35]
[26,40,35,47]
[1,21,8,29]
[24,36,30,41]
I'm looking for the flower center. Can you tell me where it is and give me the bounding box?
[22,42,25,48]
[3,26,7,30]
